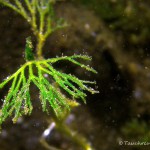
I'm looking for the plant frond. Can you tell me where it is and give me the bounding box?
[0,55,98,125]
[0,0,66,37]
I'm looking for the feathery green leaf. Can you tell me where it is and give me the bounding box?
[0,55,98,125]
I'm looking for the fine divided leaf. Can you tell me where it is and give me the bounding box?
[0,55,98,125]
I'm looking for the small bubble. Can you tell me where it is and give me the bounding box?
[6,76,10,80]
[44,74,48,77]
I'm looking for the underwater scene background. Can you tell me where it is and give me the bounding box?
[0,0,150,150]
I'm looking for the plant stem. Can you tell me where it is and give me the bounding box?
[0,0,54,59]
[44,113,93,150]
[54,119,93,150]
[40,137,62,150]
[36,34,45,59]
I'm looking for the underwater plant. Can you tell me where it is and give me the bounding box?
[0,0,98,149]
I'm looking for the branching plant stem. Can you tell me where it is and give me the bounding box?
[0,1,98,150]
[0,0,67,58]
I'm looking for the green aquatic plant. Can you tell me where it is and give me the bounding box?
[0,0,98,150]
[0,38,97,124]
[0,0,67,58]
